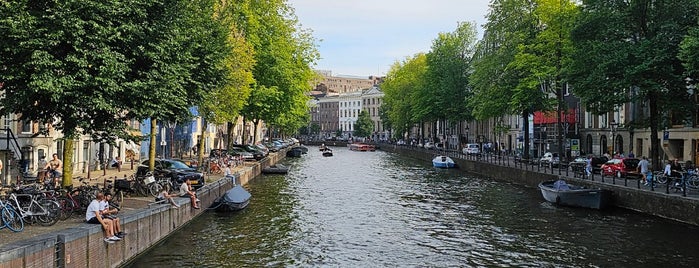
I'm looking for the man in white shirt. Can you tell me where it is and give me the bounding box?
[85,193,120,243]
[179,179,200,209]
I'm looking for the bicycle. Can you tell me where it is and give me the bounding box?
[6,190,61,226]
[0,198,24,232]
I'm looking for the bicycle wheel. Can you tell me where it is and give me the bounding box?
[136,183,148,196]
[113,190,124,210]
[655,173,668,184]
[1,206,24,232]
[148,183,163,197]
[686,175,699,189]
[56,197,76,220]
[36,200,61,226]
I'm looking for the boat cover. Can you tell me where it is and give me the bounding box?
[222,185,252,204]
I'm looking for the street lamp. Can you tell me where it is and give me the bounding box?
[465,125,470,144]
[610,120,619,155]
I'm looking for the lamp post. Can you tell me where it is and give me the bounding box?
[465,125,470,144]
[610,120,619,155]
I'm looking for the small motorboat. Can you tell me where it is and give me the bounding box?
[286,147,303,157]
[212,185,252,212]
[538,180,611,209]
[432,155,455,168]
[262,164,289,174]
[295,146,309,154]
[322,148,333,157]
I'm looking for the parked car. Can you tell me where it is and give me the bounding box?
[231,144,266,160]
[601,157,640,178]
[254,143,270,155]
[462,143,481,155]
[229,147,255,161]
[136,159,205,189]
[569,156,587,174]
[539,152,560,167]
[263,142,281,152]
[569,155,609,174]
[424,142,435,149]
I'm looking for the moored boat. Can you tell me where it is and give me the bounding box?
[538,180,611,209]
[262,164,289,174]
[322,148,333,157]
[349,143,376,152]
[432,155,455,168]
[286,147,304,157]
[212,185,251,212]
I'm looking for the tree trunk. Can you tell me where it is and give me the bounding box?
[198,120,206,168]
[149,118,156,172]
[649,92,661,170]
[253,119,260,144]
[61,138,74,188]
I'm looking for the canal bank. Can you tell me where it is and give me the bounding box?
[377,144,699,226]
[0,148,291,268]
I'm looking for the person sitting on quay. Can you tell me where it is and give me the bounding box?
[101,193,126,238]
[110,156,123,172]
[179,179,200,209]
[157,184,180,209]
[85,192,121,243]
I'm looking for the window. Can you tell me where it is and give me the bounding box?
[83,141,91,162]
[21,120,31,133]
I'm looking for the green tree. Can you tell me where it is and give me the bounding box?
[569,0,698,169]
[510,0,579,160]
[381,54,429,140]
[230,0,319,138]
[425,21,479,147]
[470,0,540,159]
[353,110,374,138]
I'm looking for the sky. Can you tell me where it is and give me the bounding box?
[288,0,492,77]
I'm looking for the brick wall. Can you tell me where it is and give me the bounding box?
[0,146,292,268]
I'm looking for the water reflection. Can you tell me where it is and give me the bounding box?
[129,146,699,267]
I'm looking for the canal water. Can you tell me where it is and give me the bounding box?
[128,146,699,267]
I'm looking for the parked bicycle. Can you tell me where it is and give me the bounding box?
[6,189,61,226]
[0,198,24,232]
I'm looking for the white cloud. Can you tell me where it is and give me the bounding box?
[289,0,491,76]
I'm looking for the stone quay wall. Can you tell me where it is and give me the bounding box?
[0,149,287,268]
[381,145,699,226]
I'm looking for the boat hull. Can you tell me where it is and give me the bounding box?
[213,185,251,212]
[538,180,610,209]
[262,164,289,174]
[432,156,455,168]
[286,149,303,157]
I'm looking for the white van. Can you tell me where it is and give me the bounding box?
[462,143,480,155]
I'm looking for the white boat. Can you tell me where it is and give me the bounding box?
[432,156,455,168]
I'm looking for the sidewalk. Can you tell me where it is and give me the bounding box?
[0,161,234,247]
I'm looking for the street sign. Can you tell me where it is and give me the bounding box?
[663,131,669,141]
[160,140,166,146]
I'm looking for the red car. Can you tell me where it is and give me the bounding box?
[600,158,640,178]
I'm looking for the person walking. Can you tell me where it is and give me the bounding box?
[585,155,593,178]
[638,156,650,185]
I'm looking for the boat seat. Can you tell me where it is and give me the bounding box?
[553,180,571,190]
